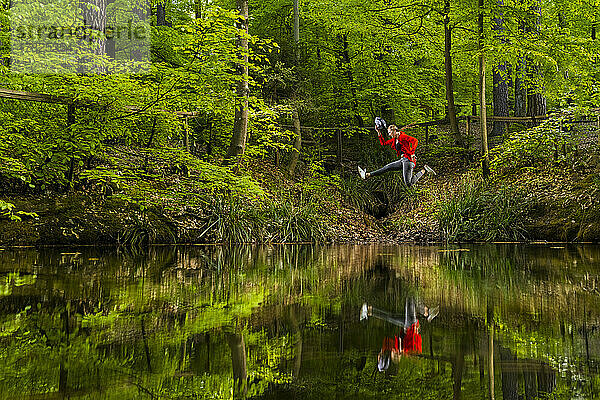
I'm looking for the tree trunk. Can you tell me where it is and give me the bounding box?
[288,0,302,176]
[499,347,518,400]
[514,56,527,117]
[339,34,364,127]
[452,338,465,400]
[157,3,170,26]
[537,364,556,395]
[288,108,302,176]
[489,328,495,400]
[492,63,509,135]
[290,306,303,379]
[226,0,249,160]
[525,2,546,123]
[1,0,10,67]
[183,117,190,153]
[141,317,153,372]
[524,369,538,400]
[526,86,546,120]
[479,0,490,178]
[487,303,495,400]
[78,0,107,74]
[226,333,248,397]
[293,0,300,51]
[491,0,509,137]
[102,0,115,59]
[444,0,463,146]
[59,307,70,394]
[194,0,201,19]
[514,9,527,117]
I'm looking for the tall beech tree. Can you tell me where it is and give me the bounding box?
[491,0,509,137]
[288,0,302,176]
[479,0,489,178]
[226,0,250,159]
[444,0,463,146]
[525,1,547,121]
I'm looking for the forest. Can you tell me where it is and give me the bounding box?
[0,0,599,245]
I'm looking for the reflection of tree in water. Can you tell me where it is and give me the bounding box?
[499,345,556,400]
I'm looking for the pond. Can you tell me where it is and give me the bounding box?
[1,244,599,399]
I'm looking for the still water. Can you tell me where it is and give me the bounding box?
[0,244,599,399]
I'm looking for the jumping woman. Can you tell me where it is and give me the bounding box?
[358,117,435,186]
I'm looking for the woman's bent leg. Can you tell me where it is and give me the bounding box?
[404,297,418,331]
[411,169,424,186]
[369,160,404,177]
[401,158,416,186]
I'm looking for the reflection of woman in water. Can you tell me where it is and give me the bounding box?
[402,297,422,354]
[377,336,400,371]
[362,297,437,371]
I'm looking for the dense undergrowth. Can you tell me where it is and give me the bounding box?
[0,113,599,245]
[437,176,530,242]
[434,115,600,242]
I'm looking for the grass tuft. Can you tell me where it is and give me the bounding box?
[437,176,529,242]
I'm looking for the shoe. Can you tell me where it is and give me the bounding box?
[358,166,366,180]
[360,303,368,321]
[427,306,439,322]
[424,165,436,175]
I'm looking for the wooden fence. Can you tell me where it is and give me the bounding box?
[0,87,199,152]
[284,111,600,167]
[2,87,599,163]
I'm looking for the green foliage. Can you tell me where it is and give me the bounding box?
[490,115,579,175]
[210,195,327,244]
[0,2,267,190]
[244,106,296,160]
[340,177,379,215]
[301,161,342,201]
[117,210,177,247]
[81,146,266,211]
[437,176,529,242]
[0,199,37,222]
[262,196,327,243]
[0,272,37,298]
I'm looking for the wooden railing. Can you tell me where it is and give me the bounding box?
[2,87,599,163]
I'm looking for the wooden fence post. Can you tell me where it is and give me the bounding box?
[466,116,471,138]
[184,117,190,153]
[336,128,342,167]
[66,104,76,189]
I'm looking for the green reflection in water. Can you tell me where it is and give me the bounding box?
[0,244,599,399]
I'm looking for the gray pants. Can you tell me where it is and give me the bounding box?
[369,157,423,187]
[369,297,421,332]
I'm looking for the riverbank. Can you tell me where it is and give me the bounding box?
[1,149,599,246]
[1,117,599,246]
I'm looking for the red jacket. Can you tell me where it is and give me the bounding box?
[403,322,422,354]
[382,336,400,353]
[378,132,418,162]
